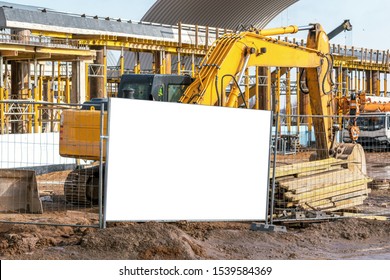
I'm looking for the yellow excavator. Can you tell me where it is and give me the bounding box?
[59,23,367,207]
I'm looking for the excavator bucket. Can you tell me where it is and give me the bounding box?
[0,169,43,214]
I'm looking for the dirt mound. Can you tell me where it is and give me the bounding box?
[80,222,206,259]
[175,221,249,240]
[1,218,390,260]
[0,223,78,258]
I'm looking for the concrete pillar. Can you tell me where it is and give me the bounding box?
[10,29,32,133]
[11,48,29,132]
[154,51,162,74]
[71,60,86,104]
[365,70,372,95]
[372,71,380,96]
[165,53,172,74]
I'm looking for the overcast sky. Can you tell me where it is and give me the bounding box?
[3,0,389,50]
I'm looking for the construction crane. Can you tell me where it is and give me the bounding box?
[59,23,367,206]
[342,94,390,149]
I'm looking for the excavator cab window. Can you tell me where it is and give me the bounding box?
[119,83,153,100]
[167,84,188,102]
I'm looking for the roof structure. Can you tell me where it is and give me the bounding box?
[142,0,298,30]
[0,1,45,11]
[0,5,176,40]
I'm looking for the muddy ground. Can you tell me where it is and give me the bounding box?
[1,218,390,260]
[1,152,390,260]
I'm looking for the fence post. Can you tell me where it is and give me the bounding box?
[251,112,287,232]
[99,103,105,229]
[269,112,279,225]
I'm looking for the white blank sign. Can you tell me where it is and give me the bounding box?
[106,98,271,221]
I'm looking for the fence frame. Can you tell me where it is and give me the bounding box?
[268,112,390,224]
[0,100,105,228]
[1,107,389,228]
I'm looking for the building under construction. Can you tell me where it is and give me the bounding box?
[0,0,388,134]
[0,0,389,231]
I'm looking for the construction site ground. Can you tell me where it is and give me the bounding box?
[0,152,390,260]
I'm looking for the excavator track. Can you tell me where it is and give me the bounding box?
[64,165,101,205]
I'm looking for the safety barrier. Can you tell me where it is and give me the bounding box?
[271,114,390,224]
[1,108,389,228]
[0,101,104,228]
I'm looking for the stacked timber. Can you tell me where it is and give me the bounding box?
[271,158,372,213]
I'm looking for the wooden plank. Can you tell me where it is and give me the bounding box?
[301,196,367,211]
[271,155,373,213]
[293,165,345,178]
[279,169,367,193]
[276,188,370,209]
[330,188,371,202]
[340,212,388,221]
[271,158,349,178]
[326,196,367,212]
[275,165,344,184]
[284,180,370,202]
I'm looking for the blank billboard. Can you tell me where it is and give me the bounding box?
[105,98,271,221]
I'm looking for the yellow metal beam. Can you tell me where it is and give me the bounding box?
[31,31,73,39]
[296,68,300,134]
[0,45,35,53]
[103,47,107,97]
[4,53,52,61]
[286,69,291,133]
[0,87,3,134]
[120,48,124,76]
[244,68,249,108]
[57,61,62,103]
[35,47,95,57]
[0,43,96,63]
[0,50,18,57]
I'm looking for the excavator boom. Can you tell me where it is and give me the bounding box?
[179,24,334,158]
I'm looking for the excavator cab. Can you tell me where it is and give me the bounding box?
[118,74,193,102]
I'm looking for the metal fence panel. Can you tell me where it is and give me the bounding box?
[270,114,390,223]
[2,106,389,227]
[0,101,103,227]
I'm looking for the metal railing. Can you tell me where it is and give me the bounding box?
[0,31,89,50]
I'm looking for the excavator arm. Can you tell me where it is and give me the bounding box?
[179,24,334,159]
